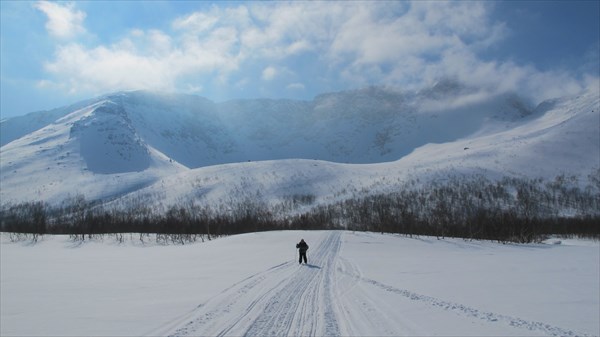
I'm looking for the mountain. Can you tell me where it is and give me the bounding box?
[0,96,101,147]
[0,83,598,208]
[0,85,538,165]
[0,98,186,205]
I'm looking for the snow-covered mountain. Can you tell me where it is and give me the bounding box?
[0,82,598,208]
[0,84,537,166]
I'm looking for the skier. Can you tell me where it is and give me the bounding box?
[296,239,309,264]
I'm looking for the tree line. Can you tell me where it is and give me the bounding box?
[295,174,599,243]
[1,173,598,244]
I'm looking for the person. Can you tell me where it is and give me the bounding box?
[296,239,309,264]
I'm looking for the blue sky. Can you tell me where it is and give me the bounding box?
[1,1,598,118]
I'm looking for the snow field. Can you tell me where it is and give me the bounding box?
[340,232,599,336]
[1,231,598,336]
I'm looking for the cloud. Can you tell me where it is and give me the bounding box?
[172,11,219,33]
[328,2,506,83]
[34,1,86,39]
[36,1,594,102]
[431,47,588,103]
[287,83,305,90]
[42,22,242,95]
[262,66,277,81]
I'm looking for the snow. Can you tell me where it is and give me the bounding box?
[1,86,598,209]
[116,86,599,210]
[1,231,598,336]
[0,100,187,205]
[1,86,598,336]
[70,101,151,174]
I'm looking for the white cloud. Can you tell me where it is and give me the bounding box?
[262,66,277,81]
[328,2,504,82]
[172,11,219,33]
[42,21,242,95]
[286,40,312,55]
[185,84,203,94]
[287,83,305,90]
[36,1,593,102]
[34,1,86,39]
[43,43,176,93]
[430,47,588,103]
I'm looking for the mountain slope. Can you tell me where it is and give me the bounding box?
[0,84,598,208]
[0,97,103,147]
[398,90,600,180]
[70,101,152,174]
[0,100,186,205]
[97,89,599,213]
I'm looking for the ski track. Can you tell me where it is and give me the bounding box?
[338,270,588,337]
[244,231,341,337]
[163,231,588,337]
[168,231,342,337]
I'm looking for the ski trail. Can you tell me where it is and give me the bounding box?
[166,231,342,337]
[358,277,588,337]
[166,261,293,337]
[244,231,341,336]
[333,252,423,336]
[337,266,588,337]
[152,231,590,337]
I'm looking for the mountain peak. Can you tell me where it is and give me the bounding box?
[70,100,151,174]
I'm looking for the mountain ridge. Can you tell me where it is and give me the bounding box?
[1,84,534,159]
[1,83,598,208]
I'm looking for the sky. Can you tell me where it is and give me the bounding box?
[1,1,599,119]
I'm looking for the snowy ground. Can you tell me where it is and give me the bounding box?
[1,231,598,336]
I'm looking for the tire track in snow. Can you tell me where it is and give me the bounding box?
[168,231,343,337]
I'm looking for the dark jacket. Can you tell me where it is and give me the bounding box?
[296,241,309,253]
